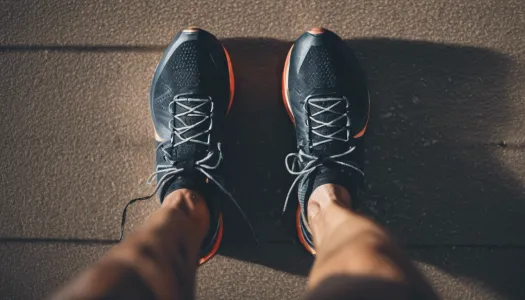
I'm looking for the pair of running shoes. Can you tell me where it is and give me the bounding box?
[143,27,369,264]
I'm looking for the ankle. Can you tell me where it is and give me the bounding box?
[162,189,210,238]
[307,184,353,244]
[308,184,352,218]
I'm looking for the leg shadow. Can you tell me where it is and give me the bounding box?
[216,37,525,299]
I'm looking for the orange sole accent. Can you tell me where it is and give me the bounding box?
[282,45,295,123]
[199,213,224,265]
[183,27,200,33]
[353,90,370,138]
[296,207,316,255]
[354,120,368,138]
[308,27,326,35]
[223,45,235,114]
[154,130,163,142]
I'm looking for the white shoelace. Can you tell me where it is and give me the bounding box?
[120,95,257,243]
[307,97,351,147]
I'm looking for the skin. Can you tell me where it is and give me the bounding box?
[51,185,438,300]
[51,189,209,300]
[306,184,439,299]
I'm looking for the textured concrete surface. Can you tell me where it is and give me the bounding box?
[1,0,525,299]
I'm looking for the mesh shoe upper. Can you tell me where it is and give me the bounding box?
[151,30,231,168]
[283,29,370,253]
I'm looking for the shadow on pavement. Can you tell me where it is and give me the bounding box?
[217,37,525,299]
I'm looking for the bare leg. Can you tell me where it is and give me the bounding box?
[304,184,439,300]
[51,189,209,300]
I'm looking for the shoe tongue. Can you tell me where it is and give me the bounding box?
[172,97,211,161]
[297,164,353,221]
[308,97,348,156]
[298,165,361,222]
[160,172,208,203]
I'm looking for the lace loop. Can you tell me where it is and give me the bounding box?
[282,147,363,213]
